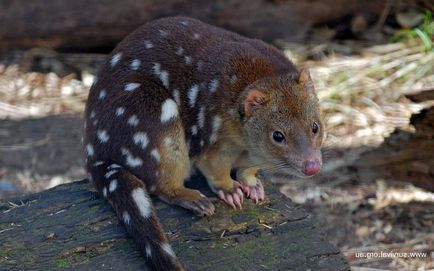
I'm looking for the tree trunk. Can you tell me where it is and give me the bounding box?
[0,0,407,51]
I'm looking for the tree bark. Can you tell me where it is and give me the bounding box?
[0,178,349,270]
[356,89,434,192]
[0,0,407,51]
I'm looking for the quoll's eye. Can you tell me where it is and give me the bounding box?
[312,122,319,134]
[272,131,285,143]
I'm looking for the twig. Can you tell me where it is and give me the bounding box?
[374,0,391,32]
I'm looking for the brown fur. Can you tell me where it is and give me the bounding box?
[83,16,323,270]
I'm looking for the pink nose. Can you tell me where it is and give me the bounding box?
[302,160,321,176]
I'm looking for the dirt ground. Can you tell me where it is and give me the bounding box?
[0,42,433,270]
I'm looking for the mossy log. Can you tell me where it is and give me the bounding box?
[0,178,349,271]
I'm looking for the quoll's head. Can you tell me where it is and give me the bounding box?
[240,68,324,178]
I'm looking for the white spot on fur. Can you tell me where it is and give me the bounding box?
[123,211,130,225]
[98,89,106,99]
[105,170,117,179]
[180,20,188,26]
[152,63,169,89]
[108,164,121,170]
[198,106,205,128]
[86,144,94,156]
[131,188,151,218]
[172,89,180,105]
[102,187,107,198]
[133,132,149,149]
[161,243,176,257]
[145,244,152,257]
[144,40,153,49]
[97,130,110,143]
[160,99,179,123]
[109,179,118,192]
[150,149,160,163]
[93,161,104,167]
[163,137,172,146]
[176,47,184,56]
[193,33,200,40]
[188,84,199,107]
[116,107,125,117]
[209,115,222,144]
[191,125,198,135]
[121,148,143,167]
[90,110,96,119]
[125,82,141,92]
[92,120,98,126]
[130,59,141,70]
[209,79,219,93]
[110,53,122,67]
[228,108,236,116]
[159,29,168,37]
[127,115,139,126]
[184,56,191,65]
[230,74,237,84]
[200,140,204,147]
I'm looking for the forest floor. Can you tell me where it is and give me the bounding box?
[0,41,433,270]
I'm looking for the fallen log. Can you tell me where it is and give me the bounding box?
[0,0,409,51]
[0,178,349,270]
[356,89,434,192]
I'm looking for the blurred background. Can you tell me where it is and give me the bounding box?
[0,1,433,270]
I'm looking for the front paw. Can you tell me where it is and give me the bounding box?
[216,181,244,210]
[239,178,264,203]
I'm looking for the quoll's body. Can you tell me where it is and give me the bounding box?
[84,16,323,270]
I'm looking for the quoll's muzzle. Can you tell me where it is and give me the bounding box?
[302,159,321,176]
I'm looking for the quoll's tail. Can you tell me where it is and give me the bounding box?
[88,161,183,271]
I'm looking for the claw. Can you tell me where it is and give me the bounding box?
[216,182,245,209]
[245,186,251,197]
[239,178,265,203]
[233,193,243,209]
[250,188,258,203]
[236,188,244,203]
[226,194,236,209]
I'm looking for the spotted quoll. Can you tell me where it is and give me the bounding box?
[83,16,323,270]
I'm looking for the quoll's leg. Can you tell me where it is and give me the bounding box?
[156,179,215,217]
[236,167,265,203]
[154,128,215,217]
[197,148,244,209]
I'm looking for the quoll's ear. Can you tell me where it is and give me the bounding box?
[298,68,315,93]
[243,88,270,117]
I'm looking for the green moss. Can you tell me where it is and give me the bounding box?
[0,223,11,231]
[55,252,90,269]
[55,258,69,268]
